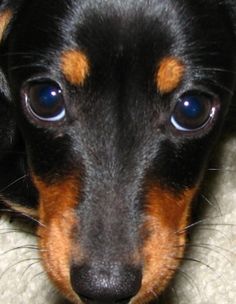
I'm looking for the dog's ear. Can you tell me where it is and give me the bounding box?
[0,2,38,215]
[0,3,16,156]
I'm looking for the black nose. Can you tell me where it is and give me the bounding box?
[70,262,142,303]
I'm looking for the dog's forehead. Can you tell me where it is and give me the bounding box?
[16,0,229,44]
[10,0,234,87]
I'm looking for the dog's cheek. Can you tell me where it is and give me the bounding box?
[132,186,196,304]
[34,176,80,302]
[38,212,78,301]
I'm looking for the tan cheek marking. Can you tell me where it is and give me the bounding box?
[0,10,12,43]
[156,57,185,94]
[61,50,90,86]
[33,176,80,303]
[132,186,197,304]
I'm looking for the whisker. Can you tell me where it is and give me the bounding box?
[207,168,236,172]
[9,63,48,72]
[0,175,27,192]
[188,227,230,241]
[21,260,41,278]
[0,228,38,237]
[173,267,202,299]
[0,51,48,58]
[1,244,44,256]
[191,75,235,95]
[0,209,46,228]
[178,256,216,273]
[200,223,236,227]
[193,67,236,75]
[0,258,39,280]
[149,288,158,299]
[170,286,180,304]
[176,214,235,234]
[200,193,223,216]
[29,270,45,282]
[185,243,233,265]
[208,79,235,95]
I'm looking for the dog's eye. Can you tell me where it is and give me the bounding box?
[171,93,216,131]
[23,81,65,122]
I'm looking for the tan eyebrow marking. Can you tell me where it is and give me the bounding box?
[61,49,90,86]
[156,57,185,94]
[0,9,13,43]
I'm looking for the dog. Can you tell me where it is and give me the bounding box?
[0,0,235,303]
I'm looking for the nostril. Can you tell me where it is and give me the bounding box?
[70,262,142,303]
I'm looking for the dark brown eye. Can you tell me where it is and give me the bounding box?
[22,81,65,122]
[171,92,217,131]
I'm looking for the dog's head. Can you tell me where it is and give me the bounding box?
[0,1,236,303]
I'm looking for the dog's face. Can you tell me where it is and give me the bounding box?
[0,0,236,303]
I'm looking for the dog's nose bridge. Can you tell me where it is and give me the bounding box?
[77,185,141,258]
[74,135,146,266]
[73,198,141,288]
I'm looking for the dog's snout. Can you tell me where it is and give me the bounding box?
[70,262,142,303]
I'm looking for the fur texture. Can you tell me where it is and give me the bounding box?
[0,1,235,303]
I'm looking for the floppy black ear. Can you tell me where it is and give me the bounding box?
[0,1,25,143]
[0,4,16,158]
[0,3,38,215]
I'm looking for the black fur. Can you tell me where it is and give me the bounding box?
[0,1,235,303]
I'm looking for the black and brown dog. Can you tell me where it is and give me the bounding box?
[0,0,235,303]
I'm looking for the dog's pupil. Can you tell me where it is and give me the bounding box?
[180,96,205,119]
[38,85,61,108]
[33,84,62,114]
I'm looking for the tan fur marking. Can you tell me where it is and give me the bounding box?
[0,10,12,43]
[156,57,185,94]
[132,185,196,304]
[61,50,90,85]
[34,176,80,303]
